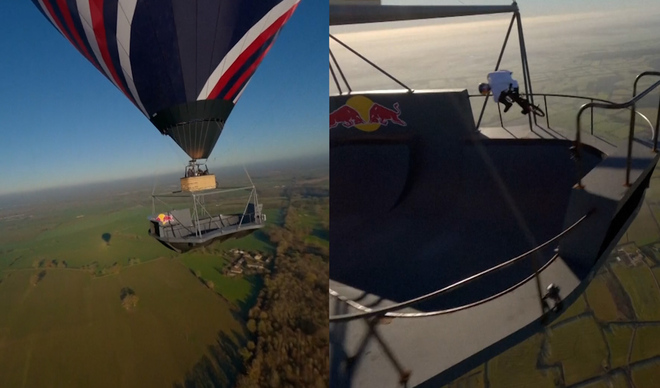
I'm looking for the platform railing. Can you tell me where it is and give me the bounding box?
[631,72,660,153]
[576,78,660,187]
[470,93,655,138]
[329,210,592,384]
[329,210,591,323]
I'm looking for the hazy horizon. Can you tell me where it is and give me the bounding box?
[0,153,327,204]
[330,3,660,98]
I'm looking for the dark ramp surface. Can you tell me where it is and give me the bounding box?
[330,90,603,311]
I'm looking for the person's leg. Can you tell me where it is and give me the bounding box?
[510,89,531,114]
[498,91,513,112]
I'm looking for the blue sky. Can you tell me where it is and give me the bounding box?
[0,1,327,194]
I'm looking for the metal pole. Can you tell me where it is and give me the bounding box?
[544,95,550,128]
[655,96,660,152]
[515,12,534,131]
[590,101,594,135]
[237,189,254,230]
[517,12,535,117]
[627,81,640,186]
[494,14,516,71]
[575,108,584,189]
[330,48,350,93]
[629,71,660,178]
[330,62,343,95]
[330,34,412,92]
[193,194,201,238]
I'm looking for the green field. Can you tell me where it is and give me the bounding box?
[631,360,660,388]
[0,207,173,271]
[0,166,328,387]
[630,325,660,363]
[178,252,254,304]
[552,294,587,324]
[604,325,635,369]
[441,364,485,388]
[0,259,244,388]
[612,265,660,321]
[621,203,660,246]
[586,276,621,322]
[544,317,609,385]
[487,333,559,388]
[580,373,629,388]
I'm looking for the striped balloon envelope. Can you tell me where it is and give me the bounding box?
[31,0,300,160]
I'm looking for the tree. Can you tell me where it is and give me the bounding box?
[269,371,281,388]
[247,319,257,333]
[121,294,139,311]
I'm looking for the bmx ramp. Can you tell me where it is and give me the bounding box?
[330,89,603,311]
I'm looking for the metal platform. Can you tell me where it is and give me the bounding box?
[329,3,660,386]
[329,88,660,387]
[148,185,265,253]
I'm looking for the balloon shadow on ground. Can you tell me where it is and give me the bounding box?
[101,233,112,245]
[252,230,272,247]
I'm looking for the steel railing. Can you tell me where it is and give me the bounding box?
[470,92,655,138]
[329,211,591,323]
[576,78,660,187]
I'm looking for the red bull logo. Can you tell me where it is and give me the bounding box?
[155,213,173,224]
[329,95,407,132]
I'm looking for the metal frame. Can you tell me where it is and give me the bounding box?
[329,3,660,385]
[151,184,262,239]
[475,8,534,132]
[470,92,656,139]
[329,2,537,135]
[575,76,660,188]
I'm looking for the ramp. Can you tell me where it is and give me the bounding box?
[330,90,603,311]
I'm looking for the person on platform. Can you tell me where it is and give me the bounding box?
[478,70,531,114]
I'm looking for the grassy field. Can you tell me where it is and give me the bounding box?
[0,258,245,388]
[552,294,587,324]
[0,208,172,272]
[630,325,660,363]
[580,373,629,388]
[440,364,485,388]
[612,265,660,321]
[586,276,621,322]
[0,164,328,387]
[631,360,660,388]
[487,333,559,388]
[621,203,660,246]
[604,325,635,369]
[544,317,609,385]
[178,252,254,304]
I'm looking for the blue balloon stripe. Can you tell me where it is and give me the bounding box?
[217,35,278,101]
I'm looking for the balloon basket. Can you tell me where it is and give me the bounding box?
[181,175,216,192]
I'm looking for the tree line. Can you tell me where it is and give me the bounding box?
[236,194,329,388]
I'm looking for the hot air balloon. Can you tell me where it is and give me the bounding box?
[31,0,299,162]
[32,0,298,252]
